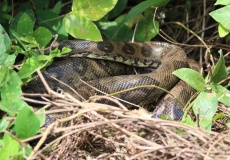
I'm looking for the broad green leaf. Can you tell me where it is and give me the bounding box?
[0,25,11,53]
[37,10,68,40]
[198,118,213,130]
[9,10,35,38]
[63,12,102,41]
[18,57,41,79]
[51,1,62,14]
[98,21,133,40]
[17,12,34,36]
[107,0,128,19]
[0,25,11,65]
[15,107,40,139]
[0,144,9,160]
[215,0,230,5]
[0,66,11,87]
[173,68,205,91]
[0,117,10,132]
[19,36,37,47]
[211,50,227,83]
[0,103,12,117]
[36,108,46,127]
[0,134,20,160]
[112,0,169,39]
[192,91,218,130]
[1,71,28,115]
[3,54,16,67]
[218,23,229,37]
[209,5,230,30]
[210,84,230,106]
[33,27,52,48]
[135,11,159,41]
[72,0,118,21]
[115,13,143,28]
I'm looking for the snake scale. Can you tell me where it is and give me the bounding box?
[23,40,200,120]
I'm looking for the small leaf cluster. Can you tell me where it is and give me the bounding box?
[173,50,229,130]
[209,0,230,38]
[0,2,71,159]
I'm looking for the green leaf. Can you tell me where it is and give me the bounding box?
[51,1,62,15]
[0,25,11,53]
[218,23,230,37]
[210,84,230,106]
[15,107,40,139]
[0,117,11,132]
[115,13,143,28]
[107,0,128,19]
[3,54,16,67]
[98,21,133,40]
[0,66,11,87]
[0,134,21,160]
[215,0,230,5]
[63,12,102,41]
[19,36,37,46]
[173,68,205,91]
[33,27,52,48]
[1,71,28,115]
[213,113,230,121]
[31,0,49,9]
[9,10,35,38]
[36,47,71,71]
[9,29,26,50]
[37,10,68,40]
[135,11,159,41]
[36,108,46,127]
[112,0,169,39]
[209,5,230,30]
[0,25,11,65]
[18,57,41,79]
[211,50,227,83]
[0,103,12,117]
[72,0,118,21]
[181,116,196,126]
[192,91,218,130]
[17,12,34,36]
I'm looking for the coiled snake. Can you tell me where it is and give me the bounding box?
[23,40,200,120]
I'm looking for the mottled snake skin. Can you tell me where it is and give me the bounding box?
[23,40,200,120]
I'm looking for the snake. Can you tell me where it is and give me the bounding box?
[22,40,200,120]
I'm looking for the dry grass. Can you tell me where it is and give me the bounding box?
[23,93,230,160]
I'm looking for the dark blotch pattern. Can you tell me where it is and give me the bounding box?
[141,43,152,57]
[97,41,114,53]
[122,43,135,55]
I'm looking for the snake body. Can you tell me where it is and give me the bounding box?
[23,40,200,120]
